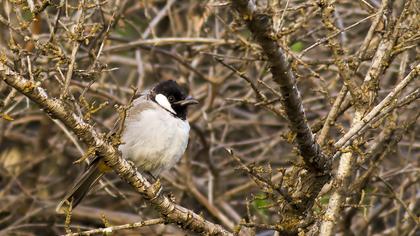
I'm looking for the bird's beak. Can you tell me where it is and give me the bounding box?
[174,96,199,106]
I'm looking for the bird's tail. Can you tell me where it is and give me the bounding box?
[56,158,104,213]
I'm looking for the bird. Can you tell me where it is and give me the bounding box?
[56,80,198,212]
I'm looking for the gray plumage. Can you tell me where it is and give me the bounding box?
[119,94,190,176]
[56,80,195,213]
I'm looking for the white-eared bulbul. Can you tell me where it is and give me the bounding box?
[56,80,198,212]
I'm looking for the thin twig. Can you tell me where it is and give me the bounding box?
[63,218,165,236]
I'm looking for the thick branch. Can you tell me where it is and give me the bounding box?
[229,4,333,230]
[0,63,232,236]
[231,0,330,172]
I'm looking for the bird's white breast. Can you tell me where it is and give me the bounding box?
[118,98,190,175]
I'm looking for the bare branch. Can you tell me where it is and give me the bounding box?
[230,0,330,172]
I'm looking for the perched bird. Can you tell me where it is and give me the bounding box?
[56,80,198,212]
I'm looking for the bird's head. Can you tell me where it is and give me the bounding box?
[151,80,198,120]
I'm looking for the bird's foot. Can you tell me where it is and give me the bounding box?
[127,160,138,171]
[145,171,157,182]
[148,179,162,201]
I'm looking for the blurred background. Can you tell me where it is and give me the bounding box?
[0,0,418,235]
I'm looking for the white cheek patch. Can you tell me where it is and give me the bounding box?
[155,94,176,115]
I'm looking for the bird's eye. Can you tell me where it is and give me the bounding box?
[168,96,175,102]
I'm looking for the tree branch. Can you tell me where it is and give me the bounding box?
[230,0,330,173]
[230,2,333,232]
